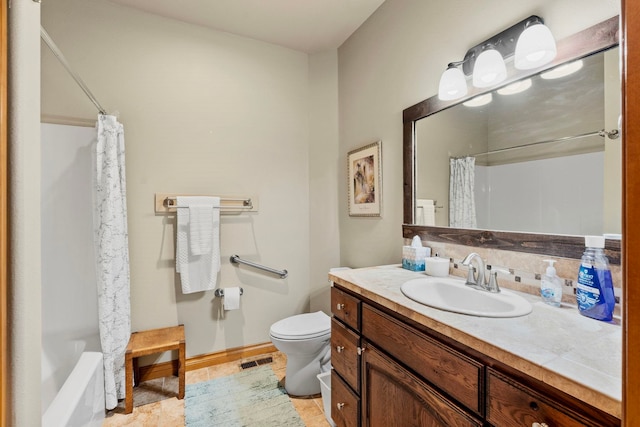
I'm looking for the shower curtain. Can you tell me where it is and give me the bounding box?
[93,114,131,410]
[449,156,477,228]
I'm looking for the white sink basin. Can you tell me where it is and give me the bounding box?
[400,276,533,318]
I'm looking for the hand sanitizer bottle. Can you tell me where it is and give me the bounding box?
[540,260,562,307]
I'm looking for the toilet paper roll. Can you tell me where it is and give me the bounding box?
[223,287,241,311]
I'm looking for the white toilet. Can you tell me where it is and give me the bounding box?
[269,311,331,396]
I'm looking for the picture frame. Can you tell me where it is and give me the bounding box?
[348,141,382,217]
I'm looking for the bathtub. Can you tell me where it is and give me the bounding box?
[42,351,105,427]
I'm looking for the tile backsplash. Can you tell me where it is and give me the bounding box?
[410,239,622,317]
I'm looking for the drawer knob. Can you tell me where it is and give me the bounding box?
[336,402,345,411]
[336,345,344,353]
[529,401,540,411]
[357,346,366,355]
[336,303,345,311]
[532,423,548,427]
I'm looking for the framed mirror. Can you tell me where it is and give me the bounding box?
[403,16,621,263]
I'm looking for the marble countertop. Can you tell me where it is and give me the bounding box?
[329,265,622,418]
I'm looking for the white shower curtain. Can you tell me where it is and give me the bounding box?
[449,156,477,228]
[93,114,131,410]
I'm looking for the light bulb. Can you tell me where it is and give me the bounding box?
[514,23,557,70]
[472,49,506,88]
[438,66,467,100]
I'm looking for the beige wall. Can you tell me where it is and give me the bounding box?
[309,50,341,313]
[338,0,620,268]
[41,0,339,359]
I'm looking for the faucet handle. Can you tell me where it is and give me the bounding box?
[486,266,510,293]
[465,264,476,285]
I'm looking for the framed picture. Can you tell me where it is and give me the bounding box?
[348,141,382,217]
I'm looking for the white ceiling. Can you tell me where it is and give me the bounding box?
[108,0,386,53]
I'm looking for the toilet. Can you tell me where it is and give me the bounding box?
[269,311,331,396]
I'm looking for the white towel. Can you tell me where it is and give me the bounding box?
[176,196,221,293]
[188,197,219,255]
[416,199,436,226]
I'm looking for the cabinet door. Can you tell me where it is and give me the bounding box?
[362,344,482,427]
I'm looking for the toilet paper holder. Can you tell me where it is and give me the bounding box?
[214,287,244,298]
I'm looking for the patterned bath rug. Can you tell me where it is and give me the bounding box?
[184,365,305,427]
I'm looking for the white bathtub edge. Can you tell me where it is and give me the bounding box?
[42,351,105,427]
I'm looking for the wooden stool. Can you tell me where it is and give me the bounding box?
[124,325,185,414]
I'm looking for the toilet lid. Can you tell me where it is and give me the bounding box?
[270,311,331,340]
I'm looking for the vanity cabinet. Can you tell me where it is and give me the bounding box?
[330,284,620,427]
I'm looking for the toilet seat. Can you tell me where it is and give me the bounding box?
[270,311,330,341]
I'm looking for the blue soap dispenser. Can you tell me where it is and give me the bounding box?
[576,236,616,321]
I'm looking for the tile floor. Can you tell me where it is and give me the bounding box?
[103,351,332,427]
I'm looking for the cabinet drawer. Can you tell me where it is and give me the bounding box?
[362,304,482,414]
[331,287,360,330]
[331,370,360,427]
[331,318,360,392]
[486,368,619,427]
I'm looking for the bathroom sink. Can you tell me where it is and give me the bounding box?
[400,277,532,318]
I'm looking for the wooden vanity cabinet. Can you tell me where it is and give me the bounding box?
[330,284,620,427]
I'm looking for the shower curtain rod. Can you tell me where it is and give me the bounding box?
[453,128,620,159]
[40,26,107,115]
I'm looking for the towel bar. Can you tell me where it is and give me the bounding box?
[230,255,288,279]
[214,288,244,298]
[154,193,258,214]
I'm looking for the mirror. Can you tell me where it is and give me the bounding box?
[403,16,621,261]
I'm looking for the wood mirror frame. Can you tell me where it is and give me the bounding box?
[402,16,621,263]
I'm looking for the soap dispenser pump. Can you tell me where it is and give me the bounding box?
[541,259,562,307]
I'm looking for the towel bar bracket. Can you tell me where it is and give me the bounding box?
[230,255,288,279]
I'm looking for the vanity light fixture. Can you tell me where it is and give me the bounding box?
[514,18,557,70]
[438,62,468,100]
[437,15,556,100]
[472,46,507,88]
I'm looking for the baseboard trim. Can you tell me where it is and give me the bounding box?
[138,342,278,383]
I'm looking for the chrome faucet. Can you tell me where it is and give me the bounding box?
[461,252,485,289]
[461,253,504,293]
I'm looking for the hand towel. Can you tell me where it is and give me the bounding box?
[188,197,219,255]
[416,199,436,226]
[176,196,221,293]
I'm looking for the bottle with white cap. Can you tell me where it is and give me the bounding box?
[540,260,562,307]
[576,235,616,321]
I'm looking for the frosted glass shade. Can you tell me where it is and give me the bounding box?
[472,49,506,88]
[514,24,557,70]
[438,67,467,100]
